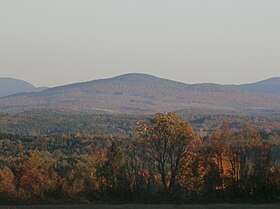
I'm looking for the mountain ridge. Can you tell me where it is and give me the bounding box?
[237,77,280,94]
[0,73,279,114]
[0,77,48,98]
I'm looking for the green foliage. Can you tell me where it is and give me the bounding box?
[98,142,124,197]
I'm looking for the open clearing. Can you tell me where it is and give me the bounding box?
[1,204,280,209]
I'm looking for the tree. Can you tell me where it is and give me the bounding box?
[136,112,199,198]
[12,152,55,202]
[205,123,232,192]
[99,142,123,197]
[0,166,15,201]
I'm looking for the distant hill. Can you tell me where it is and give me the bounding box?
[0,73,279,114]
[0,78,47,97]
[237,77,280,94]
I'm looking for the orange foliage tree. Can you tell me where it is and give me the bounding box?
[136,112,201,198]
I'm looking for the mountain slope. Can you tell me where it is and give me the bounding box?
[237,77,280,94]
[0,78,47,97]
[0,73,279,114]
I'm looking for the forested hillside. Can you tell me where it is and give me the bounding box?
[0,75,280,204]
[0,74,279,114]
[0,113,279,204]
[238,77,280,94]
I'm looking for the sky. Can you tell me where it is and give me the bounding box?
[0,0,279,87]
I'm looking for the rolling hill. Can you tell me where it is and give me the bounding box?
[0,77,47,97]
[237,77,280,94]
[0,74,279,114]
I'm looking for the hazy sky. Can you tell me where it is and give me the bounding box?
[0,0,279,87]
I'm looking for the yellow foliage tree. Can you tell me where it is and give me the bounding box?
[136,112,200,197]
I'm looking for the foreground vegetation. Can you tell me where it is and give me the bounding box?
[0,113,280,204]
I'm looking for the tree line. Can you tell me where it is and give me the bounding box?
[0,112,279,204]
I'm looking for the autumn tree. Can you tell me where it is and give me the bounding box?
[12,152,55,202]
[203,123,232,193]
[204,124,273,199]
[136,112,199,199]
[0,166,15,201]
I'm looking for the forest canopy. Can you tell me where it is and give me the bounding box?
[0,112,280,204]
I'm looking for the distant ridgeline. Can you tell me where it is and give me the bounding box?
[0,74,279,115]
[0,77,47,97]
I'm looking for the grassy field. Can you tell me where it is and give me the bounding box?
[0,204,280,209]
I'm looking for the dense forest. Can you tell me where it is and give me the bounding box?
[0,111,279,136]
[0,112,280,204]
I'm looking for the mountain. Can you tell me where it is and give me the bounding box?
[0,78,47,97]
[0,73,279,114]
[237,77,280,94]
